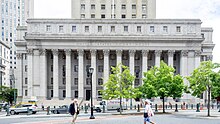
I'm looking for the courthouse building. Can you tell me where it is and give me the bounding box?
[15,0,214,105]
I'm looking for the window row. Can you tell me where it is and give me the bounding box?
[80,4,147,11]
[80,14,147,19]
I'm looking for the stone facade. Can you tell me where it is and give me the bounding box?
[15,19,214,105]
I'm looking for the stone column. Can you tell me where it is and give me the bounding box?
[155,50,162,67]
[194,50,201,68]
[27,49,33,97]
[168,50,175,67]
[129,50,135,79]
[52,49,59,99]
[180,50,188,82]
[78,50,84,99]
[65,49,72,99]
[142,50,149,76]
[16,53,23,97]
[39,49,47,99]
[116,50,122,66]
[91,50,97,99]
[206,55,213,61]
[103,50,110,86]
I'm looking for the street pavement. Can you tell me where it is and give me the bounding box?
[0,109,220,124]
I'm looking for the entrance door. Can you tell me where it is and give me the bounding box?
[86,90,91,101]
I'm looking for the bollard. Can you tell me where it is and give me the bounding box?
[186,104,188,110]
[191,104,193,109]
[212,104,214,109]
[134,105,136,110]
[137,104,140,112]
[155,104,158,112]
[27,107,30,115]
[85,105,88,114]
[47,106,50,115]
[81,105,84,110]
[170,104,172,110]
[102,105,105,113]
[196,103,200,112]
[175,104,178,112]
[6,105,10,116]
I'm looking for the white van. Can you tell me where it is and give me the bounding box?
[95,99,128,112]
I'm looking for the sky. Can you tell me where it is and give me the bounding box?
[35,0,220,63]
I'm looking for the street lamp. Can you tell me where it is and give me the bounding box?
[89,67,95,119]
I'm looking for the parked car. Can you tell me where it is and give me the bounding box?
[51,105,68,114]
[9,103,38,115]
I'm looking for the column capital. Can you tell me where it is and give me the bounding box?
[16,53,23,60]
[116,50,122,56]
[52,49,59,56]
[39,49,47,56]
[129,50,136,56]
[27,49,33,55]
[77,49,84,56]
[181,50,188,57]
[103,50,110,56]
[194,50,201,57]
[155,50,162,57]
[64,49,72,56]
[168,50,175,56]
[142,50,149,56]
[90,50,97,56]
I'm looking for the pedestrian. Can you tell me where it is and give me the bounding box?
[69,99,79,124]
[143,99,155,124]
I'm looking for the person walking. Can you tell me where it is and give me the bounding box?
[143,99,155,124]
[69,99,79,124]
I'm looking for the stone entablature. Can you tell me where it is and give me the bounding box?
[27,19,202,37]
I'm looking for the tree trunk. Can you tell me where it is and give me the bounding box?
[163,96,165,113]
[207,87,211,117]
[120,96,122,115]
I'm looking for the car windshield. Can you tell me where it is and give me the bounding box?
[22,105,32,107]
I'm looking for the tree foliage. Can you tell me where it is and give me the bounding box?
[140,61,185,113]
[187,61,220,116]
[101,64,138,114]
[0,86,17,104]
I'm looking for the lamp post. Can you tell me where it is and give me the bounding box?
[89,67,95,119]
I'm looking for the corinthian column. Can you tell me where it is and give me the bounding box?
[65,49,72,98]
[52,49,59,99]
[78,50,84,99]
[194,50,201,68]
[155,50,162,67]
[168,50,175,67]
[142,50,149,76]
[27,49,33,97]
[39,49,47,99]
[16,53,23,97]
[91,50,97,100]
[129,50,135,79]
[103,50,110,86]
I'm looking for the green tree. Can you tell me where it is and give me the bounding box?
[101,64,137,114]
[187,61,220,116]
[141,61,185,113]
[0,86,17,105]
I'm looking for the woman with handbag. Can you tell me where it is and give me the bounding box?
[144,99,155,124]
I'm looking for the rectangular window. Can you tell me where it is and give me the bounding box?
[51,65,53,72]
[142,14,147,18]
[101,4,105,10]
[135,79,140,86]
[150,26,155,32]
[137,26,141,32]
[163,26,168,33]
[176,26,181,32]
[86,78,91,85]
[81,4,85,10]
[98,66,103,72]
[74,65,78,72]
[111,14,116,19]
[25,65,27,72]
[101,14,105,18]
[51,78,53,84]
[74,78,78,85]
[72,26,76,32]
[46,25,51,32]
[132,4,136,9]
[25,78,27,84]
[75,91,78,98]
[63,90,66,98]
[81,14,85,18]
[122,4,126,9]
[98,78,103,85]
[91,4,95,10]
[98,26,102,32]
[51,90,53,97]
[124,26,128,32]
[59,25,63,32]
[25,90,28,96]
[85,26,89,32]
[142,4,147,11]
[121,15,126,18]
[132,14,136,18]
[91,14,95,18]
[63,78,66,84]
[111,26,115,32]
[111,4,116,9]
